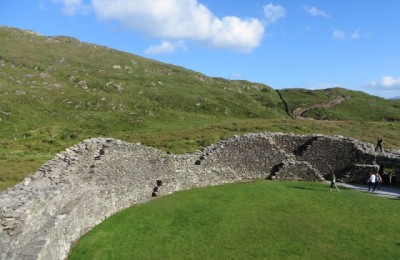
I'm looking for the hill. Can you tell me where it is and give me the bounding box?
[280,87,400,121]
[0,25,399,189]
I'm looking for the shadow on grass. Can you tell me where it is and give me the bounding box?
[288,186,351,192]
[289,186,326,192]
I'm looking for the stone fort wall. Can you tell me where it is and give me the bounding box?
[0,132,399,259]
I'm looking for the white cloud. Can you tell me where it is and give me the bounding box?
[380,76,400,88]
[332,29,346,39]
[208,16,264,52]
[351,29,361,40]
[91,0,265,52]
[52,0,89,16]
[351,29,371,40]
[263,3,286,25]
[303,6,330,18]
[332,29,367,40]
[145,41,187,54]
[367,76,400,93]
[368,76,400,98]
[351,29,360,39]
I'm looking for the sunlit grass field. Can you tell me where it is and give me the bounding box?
[69,181,400,259]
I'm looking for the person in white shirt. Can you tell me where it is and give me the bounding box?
[368,172,376,192]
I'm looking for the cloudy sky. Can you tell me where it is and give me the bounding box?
[1,0,400,98]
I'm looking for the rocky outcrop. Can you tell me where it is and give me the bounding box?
[0,132,399,259]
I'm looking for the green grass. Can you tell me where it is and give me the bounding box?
[1,26,400,190]
[69,181,400,259]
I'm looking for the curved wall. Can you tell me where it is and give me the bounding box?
[0,132,399,259]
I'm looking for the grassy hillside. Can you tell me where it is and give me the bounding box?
[280,87,400,121]
[0,25,399,190]
[0,26,290,140]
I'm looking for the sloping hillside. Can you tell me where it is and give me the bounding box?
[0,26,287,141]
[280,88,400,121]
[1,25,400,189]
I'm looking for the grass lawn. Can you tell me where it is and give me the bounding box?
[69,181,400,259]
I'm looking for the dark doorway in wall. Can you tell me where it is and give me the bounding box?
[379,165,396,186]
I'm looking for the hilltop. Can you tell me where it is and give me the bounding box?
[0,25,400,189]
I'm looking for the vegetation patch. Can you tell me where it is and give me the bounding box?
[69,181,400,259]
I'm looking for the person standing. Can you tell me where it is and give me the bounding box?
[368,172,377,192]
[330,173,340,192]
[375,172,382,191]
[375,137,384,152]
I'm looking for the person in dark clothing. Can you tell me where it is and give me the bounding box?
[375,172,382,191]
[375,137,383,152]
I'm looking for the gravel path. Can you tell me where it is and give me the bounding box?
[332,181,400,198]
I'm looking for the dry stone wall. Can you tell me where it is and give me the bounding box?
[0,132,399,260]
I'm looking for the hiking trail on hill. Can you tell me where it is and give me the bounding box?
[293,95,350,119]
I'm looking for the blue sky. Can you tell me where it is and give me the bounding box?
[1,0,400,98]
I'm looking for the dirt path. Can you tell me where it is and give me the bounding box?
[293,95,350,119]
[333,181,400,198]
